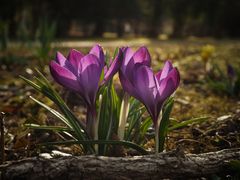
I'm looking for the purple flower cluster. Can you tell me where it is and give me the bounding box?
[49,45,180,127]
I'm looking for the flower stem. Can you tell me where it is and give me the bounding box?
[118,93,130,140]
[155,111,162,154]
[95,94,103,154]
[86,106,97,140]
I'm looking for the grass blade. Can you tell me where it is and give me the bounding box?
[158,98,174,152]
[168,116,209,131]
[40,140,148,155]
[24,123,71,132]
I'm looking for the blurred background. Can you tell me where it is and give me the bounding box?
[1,0,240,40]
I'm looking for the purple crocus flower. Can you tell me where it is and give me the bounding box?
[49,44,122,108]
[120,46,180,126]
[49,44,122,138]
[119,46,151,95]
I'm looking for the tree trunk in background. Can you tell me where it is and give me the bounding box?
[148,0,162,38]
[171,0,189,38]
[93,20,104,37]
[0,148,239,179]
[117,20,124,38]
[172,18,183,38]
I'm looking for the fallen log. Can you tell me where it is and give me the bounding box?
[0,148,239,180]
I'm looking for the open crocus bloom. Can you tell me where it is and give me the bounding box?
[119,46,151,95]
[49,44,122,108]
[120,48,180,126]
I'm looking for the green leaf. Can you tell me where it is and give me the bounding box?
[110,83,121,133]
[20,75,41,92]
[168,116,209,131]
[125,98,146,142]
[30,96,73,129]
[40,140,148,155]
[96,82,121,155]
[138,117,152,144]
[35,70,89,135]
[158,98,174,152]
[113,47,119,59]
[21,71,95,153]
[98,65,105,84]
[25,123,71,132]
[97,86,110,154]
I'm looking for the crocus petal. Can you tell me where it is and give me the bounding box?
[78,54,102,106]
[157,60,173,82]
[122,47,151,82]
[103,66,108,75]
[55,51,76,74]
[89,44,105,68]
[122,47,134,71]
[78,54,101,74]
[155,70,162,81]
[49,61,81,92]
[158,68,180,102]
[132,46,151,66]
[171,68,180,87]
[103,48,123,84]
[133,65,159,122]
[55,52,66,66]
[67,49,84,68]
[119,70,137,98]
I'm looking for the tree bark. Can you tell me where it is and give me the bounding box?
[0,148,239,180]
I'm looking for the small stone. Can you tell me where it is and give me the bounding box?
[51,150,72,157]
[39,153,53,159]
[25,68,33,75]
[217,115,232,122]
